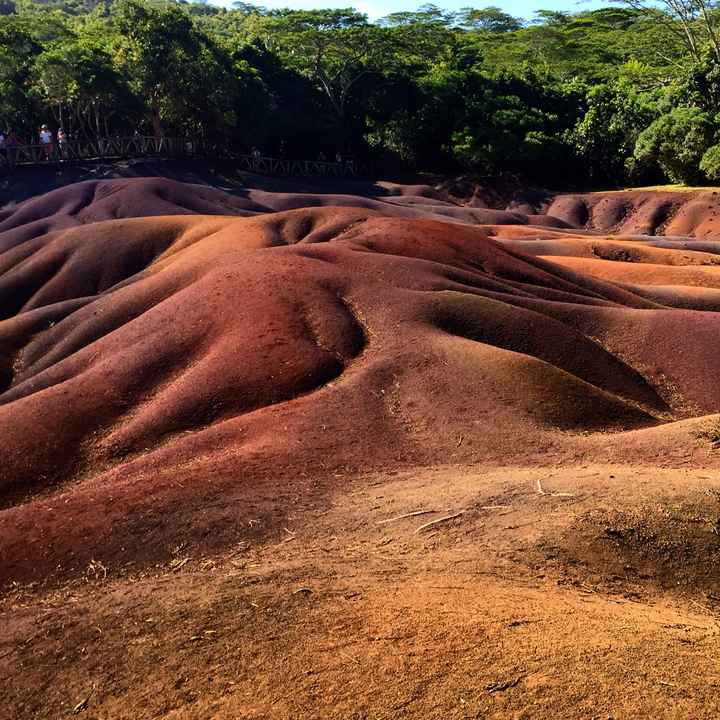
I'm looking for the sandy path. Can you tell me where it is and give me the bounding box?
[5,463,720,719]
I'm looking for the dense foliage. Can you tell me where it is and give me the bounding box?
[4,0,720,187]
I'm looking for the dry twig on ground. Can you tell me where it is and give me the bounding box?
[415,510,466,534]
[536,479,574,498]
[377,509,437,524]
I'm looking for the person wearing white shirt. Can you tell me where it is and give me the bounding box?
[39,124,53,159]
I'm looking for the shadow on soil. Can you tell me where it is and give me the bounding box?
[546,491,720,599]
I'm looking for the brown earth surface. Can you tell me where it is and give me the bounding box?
[5,176,720,718]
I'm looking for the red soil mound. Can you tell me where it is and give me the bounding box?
[3,178,720,584]
[0,177,572,252]
[545,189,720,238]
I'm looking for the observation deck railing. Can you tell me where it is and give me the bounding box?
[0,136,363,177]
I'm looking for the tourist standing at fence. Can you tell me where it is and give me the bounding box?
[57,128,68,160]
[39,124,53,159]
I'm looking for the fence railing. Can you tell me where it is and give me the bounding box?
[0,136,363,177]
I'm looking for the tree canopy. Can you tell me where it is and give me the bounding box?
[3,0,720,187]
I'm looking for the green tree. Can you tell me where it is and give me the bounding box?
[0,19,40,136]
[683,51,720,113]
[570,80,658,184]
[458,6,522,33]
[700,143,720,179]
[31,37,131,138]
[257,10,393,125]
[114,0,238,138]
[634,105,716,183]
[617,0,720,63]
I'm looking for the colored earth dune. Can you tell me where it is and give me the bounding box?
[3,177,720,583]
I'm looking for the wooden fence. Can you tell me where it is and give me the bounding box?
[0,136,362,177]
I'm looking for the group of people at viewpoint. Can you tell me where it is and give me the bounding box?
[2,126,357,169]
[0,125,68,160]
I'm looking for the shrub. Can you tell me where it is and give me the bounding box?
[633,106,715,184]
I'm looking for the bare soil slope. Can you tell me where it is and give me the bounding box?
[544,188,720,237]
[5,177,720,719]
